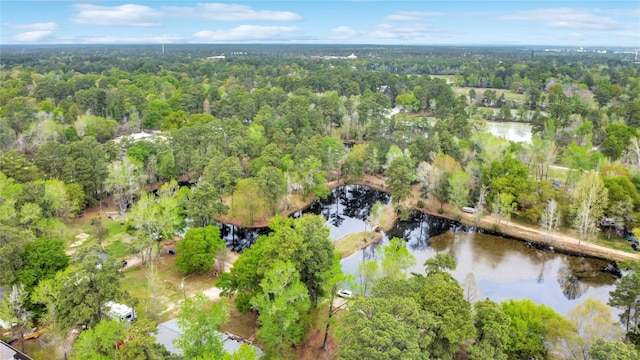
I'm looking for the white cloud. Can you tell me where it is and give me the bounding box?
[79,34,185,44]
[501,8,621,30]
[593,8,640,18]
[165,3,301,21]
[385,11,445,21]
[72,4,163,27]
[5,22,58,31]
[12,30,54,42]
[367,23,451,40]
[193,25,300,41]
[330,26,361,39]
[615,31,640,38]
[567,32,587,40]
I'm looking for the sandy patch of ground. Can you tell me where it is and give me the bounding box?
[202,287,223,301]
[122,254,143,269]
[71,233,89,246]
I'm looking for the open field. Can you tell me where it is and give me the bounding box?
[452,86,527,103]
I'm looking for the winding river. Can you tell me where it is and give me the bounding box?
[220,185,618,315]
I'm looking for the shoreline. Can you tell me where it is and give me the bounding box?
[218,175,638,263]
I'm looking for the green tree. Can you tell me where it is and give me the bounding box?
[32,248,128,333]
[175,226,225,274]
[185,181,228,227]
[424,253,457,277]
[336,296,433,360]
[231,178,266,226]
[491,192,516,226]
[291,214,337,304]
[357,259,379,295]
[129,181,183,263]
[158,151,179,180]
[548,298,623,360]
[222,344,259,360]
[589,339,640,360]
[571,170,608,245]
[484,156,530,203]
[219,239,265,313]
[16,238,68,291]
[609,261,640,341]
[467,299,510,360]
[256,166,286,216]
[417,272,475,360]
[433,172,451,212]
[0,150,41,183]
[174,294,229,359]
[104,156,146,213]
[321,252,352,350]
[251,261,311,358]
[386,155,413,206]
[448,170,470,211]
[501,298,564,360]
[380,237,416,280]
[220,215,335,312]
[72,319,123,360]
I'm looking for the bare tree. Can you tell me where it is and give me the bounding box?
[540,199,561,243]
[215,246,229,276]
[462,272,481,303]
[622,137,640,172]
[0,284,31,353]
[475,185,488,226]
[104,156,146,213]
[571,171,608,245]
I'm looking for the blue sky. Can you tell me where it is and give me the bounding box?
[1,1,639,46]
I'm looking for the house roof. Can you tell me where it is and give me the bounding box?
[1,341,33,360]
[156,318,263,357]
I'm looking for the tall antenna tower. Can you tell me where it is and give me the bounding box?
[162,43,165,55]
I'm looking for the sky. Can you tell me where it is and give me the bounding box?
[1,1,639,47]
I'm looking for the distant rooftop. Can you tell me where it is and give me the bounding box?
[1,341,33,360]
[156,318,263,357]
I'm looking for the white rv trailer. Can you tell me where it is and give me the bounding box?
[104,301,136,322]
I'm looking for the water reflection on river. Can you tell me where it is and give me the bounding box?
[333,204,618,317]
[219,185,618,316]
[485,121,533,143]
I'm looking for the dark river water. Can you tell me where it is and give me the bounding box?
[220,185,619,315]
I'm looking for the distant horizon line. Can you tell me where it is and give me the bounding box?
[1,43,638,49]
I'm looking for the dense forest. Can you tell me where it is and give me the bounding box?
[0,44,639,359]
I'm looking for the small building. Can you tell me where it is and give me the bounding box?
[156,318,263,357]
[1,341,33,360]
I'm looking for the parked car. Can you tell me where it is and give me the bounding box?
[337,289,353,298]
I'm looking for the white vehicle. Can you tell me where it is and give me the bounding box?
[104,301,136,322]
[462,206,477,214]
[337,289,353,298]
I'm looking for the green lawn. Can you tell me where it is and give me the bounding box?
[593,234,638,254]
[334,231,381,258]
[121,253,223,323]
[453,86,526,103]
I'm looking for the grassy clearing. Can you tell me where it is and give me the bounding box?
[452,86,526,103]
[63,212,133,259]
[121,253,222,323]
[593,235,638,254]
[219,300,258,341]
[334,231,382,258]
